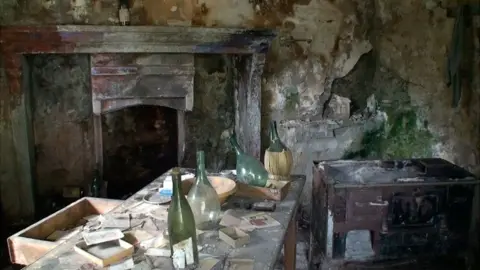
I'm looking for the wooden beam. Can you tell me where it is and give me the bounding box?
[10,56,36,220]
[234,54,265,159]
[0,25,277,55]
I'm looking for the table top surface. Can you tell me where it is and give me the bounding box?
[25,169,306,270]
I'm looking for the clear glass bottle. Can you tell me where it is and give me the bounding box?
[187,151,221,230]
[229,134,269,187]
[168,167,199,269]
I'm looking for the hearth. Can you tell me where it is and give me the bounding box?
[0,25,276,219]
[309,158,480,268]
[90,53,194,198]
[102,105,177,199]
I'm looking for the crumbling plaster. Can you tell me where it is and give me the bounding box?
[1,0,480,220]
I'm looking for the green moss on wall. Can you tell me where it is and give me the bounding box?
[344,108,434,159]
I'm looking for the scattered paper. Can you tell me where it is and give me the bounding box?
[82,229,124,246]
[227,259,254,270]
[108,258,134,270]
[219,210,242,227]
[132,261,150,270]
[123,230,154,246]
[241,213,280,229]
[83,215,100,222]
[145,248,170,257]
[102,214,131,229]
[198,258,220,270]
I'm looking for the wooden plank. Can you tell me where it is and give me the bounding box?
[234,54,265,159]
[0,26,277,54]
[10,56,36,220]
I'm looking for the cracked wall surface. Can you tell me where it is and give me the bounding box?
[1,0,480,220]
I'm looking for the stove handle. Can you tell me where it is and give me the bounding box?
[354,201,389,207]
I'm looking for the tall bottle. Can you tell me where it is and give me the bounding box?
[264,120,293,180]
[90,167,101,197]
[168,168,199,269]
[229,134,269,187]
[187,151,221,230]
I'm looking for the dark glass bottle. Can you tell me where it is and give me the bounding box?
[229,134,268,187]
[168,167,199,269]
[187,151,221,230]
[90,168,101,197]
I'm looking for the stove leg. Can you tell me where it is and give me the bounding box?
[332,232,346,259]
[284,213,297,270]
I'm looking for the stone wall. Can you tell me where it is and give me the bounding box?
[1,0,480,220]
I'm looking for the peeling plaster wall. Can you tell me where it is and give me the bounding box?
[1,0,480,220]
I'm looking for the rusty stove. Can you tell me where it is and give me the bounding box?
[0,25,276,218]
[310,158,480,267]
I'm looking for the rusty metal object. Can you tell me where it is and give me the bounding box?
[310,158,480,268]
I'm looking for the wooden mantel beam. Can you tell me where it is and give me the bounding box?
[0,25,277,54]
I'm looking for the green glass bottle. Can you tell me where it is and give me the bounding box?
[229,134,269,187]
[90,168,101,197]
[168,167,199,269]
[187,151,221,230]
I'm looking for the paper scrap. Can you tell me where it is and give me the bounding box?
[108,258,134,270]
[83,215,100,222]
[198,258,220,270]
[123,230,154,245]
[102,214,131,229]
[145,248,170,257]
[219,211,242,227]
[132,261,151,270]
[227,259,254,270]
[82,229,124,246]
[241,213,280,229]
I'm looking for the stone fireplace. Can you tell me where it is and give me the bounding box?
[0,25,276,219]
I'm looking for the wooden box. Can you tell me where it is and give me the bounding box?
[219,227,250,248]
[74,239,134,267]
[7,197,123,265]
[235,181,291,201]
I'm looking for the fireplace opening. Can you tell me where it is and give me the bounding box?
[102,105,177,199]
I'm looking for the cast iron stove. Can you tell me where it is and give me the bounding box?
[309,158,479,268]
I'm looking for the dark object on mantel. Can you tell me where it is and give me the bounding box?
[309,158,480,269]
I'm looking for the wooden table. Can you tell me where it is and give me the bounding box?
[24,170,306,270]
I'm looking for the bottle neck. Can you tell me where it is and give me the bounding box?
[196,151,208,182]
[229,135,243,156]
[172,174,183,200]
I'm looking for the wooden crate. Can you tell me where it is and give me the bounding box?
[7,197,123,265]
[235,181,291,201]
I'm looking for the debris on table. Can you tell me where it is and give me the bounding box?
[219,227,250,248]
[227,258,254,270]
[241,213,280,229]
[82,229,124,245]
[251,201,276,212]
[107,258,135,270]
[74,239,134,267]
